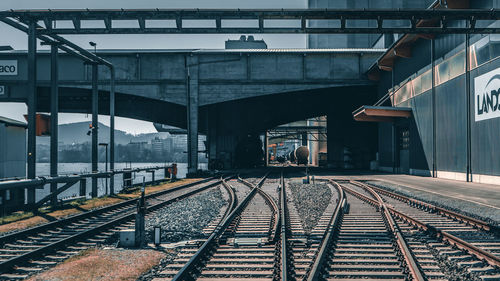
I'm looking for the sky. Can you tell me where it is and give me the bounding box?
[0,0,307,134]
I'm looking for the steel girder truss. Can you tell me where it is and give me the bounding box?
[1,9,499,35]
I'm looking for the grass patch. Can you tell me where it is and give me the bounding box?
[27,247,166,281]
[0,211,34,225]
[0,179,202,234]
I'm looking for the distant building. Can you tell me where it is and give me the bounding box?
[171,134,188,151]
[151,136,173,156]
[0,116,27,214]
[127,141,149,155]
[225,35,267,49]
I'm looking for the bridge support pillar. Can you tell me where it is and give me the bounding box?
[91,63,98,197]
[186,56,199,175]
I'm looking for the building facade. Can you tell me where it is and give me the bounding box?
[370,0,500,184]
[0,116,27,214]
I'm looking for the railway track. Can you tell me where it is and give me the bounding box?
[0,177,229,280]
[155,172,286,281]
[304,180,422,281]
[333,180,500,281]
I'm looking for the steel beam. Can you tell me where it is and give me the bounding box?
[50,43,59,205]
[26,20,37,206]
[32,27,500,35]
[91,63,98,198]
[109,67,115,194]
[3,9,498,20]
[0,17,95,63]
[2,9,498,34]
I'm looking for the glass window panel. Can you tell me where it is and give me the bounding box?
[448,51,465,80]
[421,70,432,93]
[469,45,478,70]
[474,36,491,67]
[437,59,450,85]
[489,34,500,62]
[394,88,403,105]
[413,75,421,96]
[402,81,413,102]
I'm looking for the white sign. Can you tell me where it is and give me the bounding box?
[0,86,4,95]
[475,67,500,121]
[0,60,17,76]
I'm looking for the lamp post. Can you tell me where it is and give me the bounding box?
[89,41,97,54]
[99,142,108,195]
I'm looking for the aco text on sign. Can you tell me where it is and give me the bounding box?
[0,60,18,76]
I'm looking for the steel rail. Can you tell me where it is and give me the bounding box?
[220,179,237,220]
[351,181,493,231]
[340,183,426,281]
[279,171,290,280]
[305,180,345,281]
[0,177,216,247]
[0,176,230,273]
[238,173,279,241]
[171,173,268,281]
[352,181,500,268]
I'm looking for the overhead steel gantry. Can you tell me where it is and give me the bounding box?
[0,16,116,205]
[2,9,500,34]
[0,8,499,205]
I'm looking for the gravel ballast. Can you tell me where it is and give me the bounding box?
[287,181,333,234]
[366,180,500,226]
[145,187,227,242]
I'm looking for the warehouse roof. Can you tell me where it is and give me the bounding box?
[0,116,28,128]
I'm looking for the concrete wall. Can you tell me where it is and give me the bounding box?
[0,50,381,108]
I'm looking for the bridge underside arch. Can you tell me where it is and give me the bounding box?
[199,84,379,169]
[34,84,378,169]
[36,86,186,129]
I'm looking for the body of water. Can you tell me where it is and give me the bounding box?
[31,162,207,202]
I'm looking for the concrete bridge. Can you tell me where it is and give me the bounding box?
[0,48,384,170]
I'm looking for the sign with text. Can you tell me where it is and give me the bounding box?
[475,67,500,121]
[0,60,17,75]
[0,85,4,95]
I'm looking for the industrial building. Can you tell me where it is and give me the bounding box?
[0,116,27,214]
[0,1,498,187]
[352,0,500,184]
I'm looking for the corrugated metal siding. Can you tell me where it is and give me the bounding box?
[435,75,467,173]
[470,58,500,176]
[409,91,433,171]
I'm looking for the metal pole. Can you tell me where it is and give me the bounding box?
[105,144,108,194]
[264,131,269,167]
[465,31,471,182]
[431,39,437,178]
[109,67,115,195]
[26,20,37,205]
[50,43,59,206]
[91,63,98,198]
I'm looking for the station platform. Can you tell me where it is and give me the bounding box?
[319,172,500,224]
